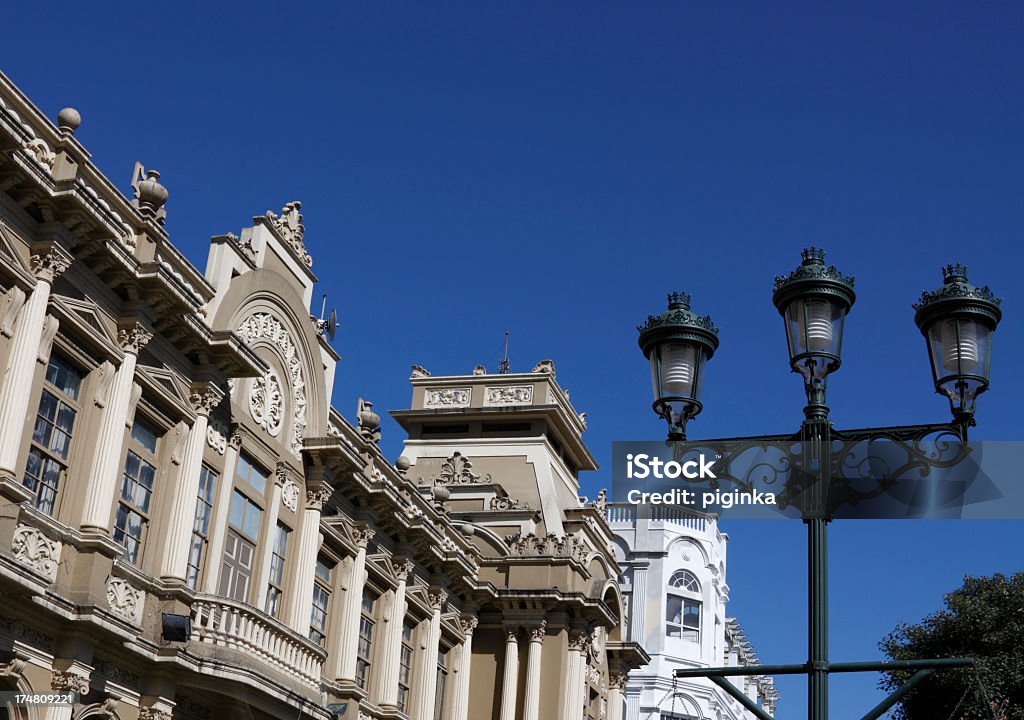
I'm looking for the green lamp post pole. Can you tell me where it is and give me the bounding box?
[641,249,1002,720]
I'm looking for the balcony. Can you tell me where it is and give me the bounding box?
[605,502,708,531]
[190,595,327,688]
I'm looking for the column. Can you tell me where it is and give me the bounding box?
[284,475,331,633]
[203,425,242,594]
[624,687,641,720]
[561,630,587,720]
[628,563,648,644]
[449,615,477,720]
[411,588,446,720]
[497,627,520,720]
[376,558,413,708]
[159,383,222,582]
[607,673,627,720]
[0,246,70,479]
[521,621,546,720]
[80,321,152,532]
[254,466,285,611]
[337,522,374,682]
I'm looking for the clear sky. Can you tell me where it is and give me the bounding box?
[5,2,1023,716]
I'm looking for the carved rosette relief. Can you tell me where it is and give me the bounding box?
[484,385,533,406]
[106,577,144,624]
[206,424,227,455]
[424,387,471,408]
[236,313,308,455]
[281,479,299,511]
[11,525,61,581]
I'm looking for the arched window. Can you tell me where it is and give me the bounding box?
[666,570,701,642]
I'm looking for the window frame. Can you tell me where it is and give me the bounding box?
[309,558,333,645]
[356,590,376,690]
[397,621,415,712]
[665,569,702,642]
[186,464,219,589]
[265,522,290,617]
[434,646,449,719]
[113,417,160,564]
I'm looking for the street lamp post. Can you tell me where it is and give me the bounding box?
[640,249,1003,720]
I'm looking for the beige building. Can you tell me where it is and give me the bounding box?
[0,71,646,720]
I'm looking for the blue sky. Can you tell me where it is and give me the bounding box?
[5,2,1023,716]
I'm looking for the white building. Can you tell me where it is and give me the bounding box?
[607,504,778,720]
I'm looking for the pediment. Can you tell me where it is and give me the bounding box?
[50,294,120,352]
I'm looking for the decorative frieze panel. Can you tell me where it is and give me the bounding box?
[206,424,227,454]
[424,387,471,408]
[11,524,61,581]
[281,479,299,511]
[249,368,284,436]
[106,577,144,624]
[505,531,589,563]
[484,385,533,406]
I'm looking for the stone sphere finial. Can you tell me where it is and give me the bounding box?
[137,170,168,211]
[57,108,81,134]
[395,455,411,473]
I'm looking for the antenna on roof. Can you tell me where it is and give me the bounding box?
[316,293,338,341]
[497,331,510,374]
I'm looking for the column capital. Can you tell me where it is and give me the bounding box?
[393,556,415,581]
[51,667,90,694]
[227,422,244,450]
[459,615,479,635]
[349,521,375,548]
[117,320,153,354]
[528,620,547,642]
[305,481,333,510]
[567,629,589,652]
[609,672,629,691]
[428,586,448,610]
[189,382,224,416]
[29,243,72,282]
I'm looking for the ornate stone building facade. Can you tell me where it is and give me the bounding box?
[607,505,778,719]
[0,71,645,720]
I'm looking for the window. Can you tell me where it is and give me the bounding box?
[236,451,268,495]
[186,465,218,589]
[219,489,263,602]
[397,621,414,712]
[666,569,701,642]
[434,648,449,719]
[265,523,290,616]
[113,419,158,563]
[356,591,376,689]
[24,354,82,514]
[309,559,332,645]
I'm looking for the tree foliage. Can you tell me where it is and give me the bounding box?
[880,572,1024,720]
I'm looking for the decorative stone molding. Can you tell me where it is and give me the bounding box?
[306,483,333,510]
[190,383,224,416]
[529,621,547,642]
[281,479,299,511]
[228,423,244,450]
[424,387,471,408]
[29,246,72,283]
[138,707,173,720]
[11,524,61,581]
[206,424,227,454]
[505,531,589,563]
[37,315,58,364]
[93,360,116,408]
[609,672,628,691]
[567,630,588,652]
[472,364,487,375]
[117,321,153,354]
[434,451,482,485]
[265,201,311,267]
[459,616,479,634]
[51,668,90,694]
[350,522,375,548]
[169,421,188,466]
[489,495,531,511]
[236,313,307,456]
[410,364,431,378]
[24,137,55,170]
[393,558,415,581]
[249,368,284,436]
[428,588,448,610]
[0,286,26,338]
[484,385,533,406]
[106,577,144,624]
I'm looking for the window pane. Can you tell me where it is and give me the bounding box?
[229,490,244,529]
[315,560,332,583]
[666,596,682,624]
[243,503,262,539]
[46,355,82,400]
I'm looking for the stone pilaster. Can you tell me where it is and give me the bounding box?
[607,673,627,720]
[44,662,90,720]
[0,244,71,481]
[561,629,588,720]
[521,620,546,720]
[628,563,648,644]
[449,615,477,720]
[411,588,447,720]
[80,320,152,533]
[337,522,374,683]
[159,383,223,582]
[497,626,520,720]
[284,475,331,633]
[376,558,413,708]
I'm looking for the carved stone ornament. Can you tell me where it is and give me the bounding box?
[350,523,375,548]
[265,201,312,267]
[505,531,589,563]
[306,484,333,510]
[11,524,61,581]
[567,630,588,652]
[281,479,299,511]
[36,315,58,364]
[531,359,556,376]
[117,322,153,354]
[206,424,227,455]
[106,577,144,624]
[529,621,547,642]
[138,707,173,720]
[459,616,479,634]
[434,451,481,485]
[393,558,415,581]
[609,672,628,691]
[24,137,55,170]
[190,384,223,416]
[424,387,471,408]
[410,364,431,378]
[428,589,448,610]
[0,286,26,338]
[30,247,72,282]
[236,313,308,454]
[93,360,116,408]
[484,385,533,406]
[489,495,530,511]
[249,368,284,437]
[51,669,90,694]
